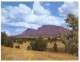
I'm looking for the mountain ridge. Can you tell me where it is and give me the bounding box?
[16,25,70,37]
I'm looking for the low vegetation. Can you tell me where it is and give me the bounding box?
[1,31,8,45]
[53,42,58,52]
[27,45,32,50]
[4,40,13,48]
[48,37,57,43]
[59,13,78,55]
[1,42,78,60]
[1,32,13,48]
[30,36,47,51]
[15,45,20,49]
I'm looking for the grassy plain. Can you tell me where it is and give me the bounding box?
[1,41,78,60]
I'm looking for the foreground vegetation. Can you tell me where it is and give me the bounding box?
[59,13,78,55]
[1,42,78,60]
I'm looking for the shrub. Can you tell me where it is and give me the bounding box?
[62,13,78,55]
[27,45,32,50]
[4,40,13,48]
[8,37,17,43]
[15,45,20,49]
[53,42,58,52]
[24,41,26,43]
[17,40,23,44]
[53,37,57,41]
[48,37,51,41]
[59,34,78,55]
[30,36,47,51]
[48,37,54,43]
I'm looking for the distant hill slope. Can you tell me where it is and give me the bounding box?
[17,25,70,37]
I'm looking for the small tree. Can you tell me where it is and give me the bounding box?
[1,31,8,45]
[59,13,78,55]
[53,42,58,52]
[17,40,23,44]
[27,45,32,50]
[48,37,51,41]
[53,37,57,41]
[48,37,54,43]
[4,40,13,48]
[30,36,47,51]
[15,45,20,49]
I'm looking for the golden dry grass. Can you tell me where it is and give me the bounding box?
[47,41,65,52]
[1,41,78,60]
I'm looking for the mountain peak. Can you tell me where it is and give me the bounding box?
[17,25,70,37]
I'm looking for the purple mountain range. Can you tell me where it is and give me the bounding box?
[17,25,70,37]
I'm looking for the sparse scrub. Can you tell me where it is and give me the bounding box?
[48,37,51,41]
[24,41,26,43]
[4,40,13,48]
[15,45,20,49]
[27,45,32,50]
[53,37,57,41]
[17,40,23,44]
[53,42,58,52]
[48,37,54,43]
[61,35,77,55]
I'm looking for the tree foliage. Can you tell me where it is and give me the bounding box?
[53,42,58,52]
[30,36,47,51]
[27,45,32,50]
[15,45,20,49]
[59,13,78,55]
[1,31,8,45]
[4,40,13,48]
[48,37,57,43]
[1,31,13,48]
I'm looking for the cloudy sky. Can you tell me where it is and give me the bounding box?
[1,1,78,36]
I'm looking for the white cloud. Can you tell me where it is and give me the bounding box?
[15,28,26,33]
[1,2,67,36]
[43,3,50,6]
[45,3,50,6]
[33,2,51,15]
[58,2,78,16]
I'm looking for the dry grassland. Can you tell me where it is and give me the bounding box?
[1,41,78,60]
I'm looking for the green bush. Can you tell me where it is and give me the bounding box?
[27,45,32,50]
[15,45,20,49]
[53,42,58,52]
[1,32,14,48]
[48,37,54,43]
[4,40,13,48]
[60,34,77,55]
[17,40,23,44]
[53,37,57,41]
[30,36,47,51]
[48,37,51,41]
[58,14,78,55]
[24,41,26,43]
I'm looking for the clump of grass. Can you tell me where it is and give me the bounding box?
[15,45,20,49]
[27,45,32,50]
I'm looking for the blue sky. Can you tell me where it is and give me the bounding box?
[1,2,78,36]
[1,2,64,17]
